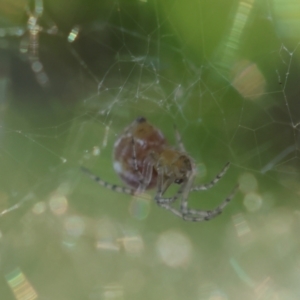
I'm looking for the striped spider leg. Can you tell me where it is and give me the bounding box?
[154,162,231,205]
[81,166,136,195]
[156,170,239,222]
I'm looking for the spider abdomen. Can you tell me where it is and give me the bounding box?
[113,117,166,189]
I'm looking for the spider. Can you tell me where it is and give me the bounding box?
[0,0,58,86]
[81,117,238,222]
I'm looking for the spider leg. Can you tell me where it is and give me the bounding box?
[131,137,138,171]
[179,171,197,213]
[173,124,186,152]
[156,189,180,204]
[131,137,154,189]
[131,137,149,192]
[154,172,177,204]
[136,159,154,193]
[183,184,239,218]
[155,174,186,205]
[159,204,223,222]
[159,184,239,222]
[81,167,135,195]
[191,162,230,191]
[180,169,234,217]
[155,166,238,222]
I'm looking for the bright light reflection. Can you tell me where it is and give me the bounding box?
[219,0,254,74]
[95,218,120,252]
[232,213,252,244]
[96,238,120,251]
[5,267,38,300]
[156,230,192,268]
[243,192,262,212]
[64,215,85,237]
[49,193,68,215]
[231,60,266,100]
[93,146,101,156]
[117,235,144,255]
[32,201,46,214]
[129,193,151,220]
[68,26,80,43]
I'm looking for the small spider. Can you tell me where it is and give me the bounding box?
[81,117,238,222]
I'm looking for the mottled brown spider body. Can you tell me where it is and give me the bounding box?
[113,116,166,189]
[155,149,193,181]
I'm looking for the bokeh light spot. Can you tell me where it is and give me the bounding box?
[95,218,120,252]
[231,60,266,100]
[243,192,262,212]
[156,230,192,268]
[118,234,144,255]
[32,201,46,215]
[129,193,151,220]
[92,146,101,156]
[64,215,85,237]
[49,193,68,215]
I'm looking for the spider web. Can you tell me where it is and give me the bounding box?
[0,0,300,299]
